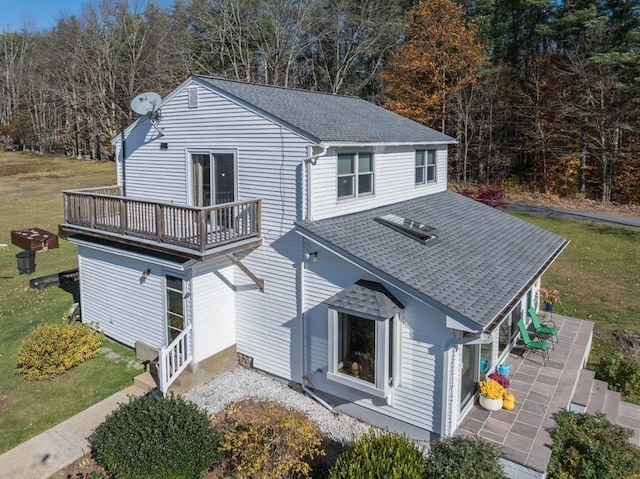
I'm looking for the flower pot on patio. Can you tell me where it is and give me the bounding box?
[544,302,553,312]
[479,396,503,411]
[497,363,512,377]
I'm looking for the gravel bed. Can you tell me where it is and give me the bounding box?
[184,366,371,443]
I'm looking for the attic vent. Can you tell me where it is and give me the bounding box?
[188,87,198,108]
[375,213,438,244]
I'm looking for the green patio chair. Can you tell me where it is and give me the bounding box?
[527,306,558,344]
[516,319,549,366]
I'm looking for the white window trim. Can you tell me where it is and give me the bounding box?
[337,152,375,200]
[426,150,437,183]
[415,150,426,185]
[327,308,401,398]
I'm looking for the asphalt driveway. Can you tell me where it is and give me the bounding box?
[507,203,640,230]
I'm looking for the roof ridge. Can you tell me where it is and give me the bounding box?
[193,74,362,100]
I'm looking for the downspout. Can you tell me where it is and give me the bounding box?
[440,331,494,437]
[300,145,332,410]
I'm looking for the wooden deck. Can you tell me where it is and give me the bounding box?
[59,186,262,258]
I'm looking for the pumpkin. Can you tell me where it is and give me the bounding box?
[502,392,516,411]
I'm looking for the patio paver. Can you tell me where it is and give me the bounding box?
[456,314,594,476]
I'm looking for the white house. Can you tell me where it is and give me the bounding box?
[59,75,567,443]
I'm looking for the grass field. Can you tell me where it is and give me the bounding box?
[509,213,640,363]
[0,152,139,453]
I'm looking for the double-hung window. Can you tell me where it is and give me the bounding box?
[416,150,437,184]
[337,152,374,199]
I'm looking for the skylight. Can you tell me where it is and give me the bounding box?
[375,214,438,243]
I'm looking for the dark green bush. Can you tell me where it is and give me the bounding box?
[89,393,221,479]
[424,436,507,478]
[595,353,640,403]
[328,429,425,479]
[548,409,640,479]
[15,321,103,380]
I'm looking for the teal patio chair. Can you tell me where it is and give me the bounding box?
[516,319,549,366]
[527,306,558,345]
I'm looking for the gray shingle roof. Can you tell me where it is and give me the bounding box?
[296,190,567,329]
[324,280,404,319]
[194,75,455,145]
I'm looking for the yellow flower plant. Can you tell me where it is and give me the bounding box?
[479,378,505,400]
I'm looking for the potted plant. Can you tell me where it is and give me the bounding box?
[540,287,561,311]
[478,378,505,411]
[488,371,510,389]
[488,372,516,411]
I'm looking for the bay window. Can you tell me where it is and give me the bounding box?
[328,308,401,398]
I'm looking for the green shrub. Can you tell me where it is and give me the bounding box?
[328,429,425,479]
[15,321,103,380]
[89,393,221,479]
[595,353,640,403]
[424,436,507,478]
[219,400,324,479]
[548,409,640,479]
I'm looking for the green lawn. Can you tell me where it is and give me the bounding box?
[511,213,640,363]
[0,152,139,453]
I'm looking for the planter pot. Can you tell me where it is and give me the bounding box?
[544,302,553,312]
[497,363,512,377]
[479,396,503,411]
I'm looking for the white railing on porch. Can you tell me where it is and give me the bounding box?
[159,325,192,395]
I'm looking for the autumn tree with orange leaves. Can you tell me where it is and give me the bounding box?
[378,0,486,133]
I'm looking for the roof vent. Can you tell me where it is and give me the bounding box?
[188,87,198,108]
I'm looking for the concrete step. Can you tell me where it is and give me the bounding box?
[133,371,158,392]
[602,389,621,422]
[570,369,595,411]
[586,379,608,414]
[617,401,640,447]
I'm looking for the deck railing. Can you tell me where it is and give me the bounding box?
[159,324,192,395]
[62,187,261,254]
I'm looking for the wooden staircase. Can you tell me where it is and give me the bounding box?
[570,368,640,446]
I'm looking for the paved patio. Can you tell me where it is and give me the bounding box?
[456,314,597,476]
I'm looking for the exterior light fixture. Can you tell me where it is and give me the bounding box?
[304,252,318,262]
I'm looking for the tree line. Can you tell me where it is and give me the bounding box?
[1,0,638,204]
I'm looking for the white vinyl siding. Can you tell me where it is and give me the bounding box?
[77,246,165,349]
[302,247,446,435]
[175,82,307,381]
[191,258,236,363]
[113,80,309,381]
[311,146,448,221]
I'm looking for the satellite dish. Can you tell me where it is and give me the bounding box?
[130,92,161,116]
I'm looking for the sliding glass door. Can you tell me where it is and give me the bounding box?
[191,152,235,206]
